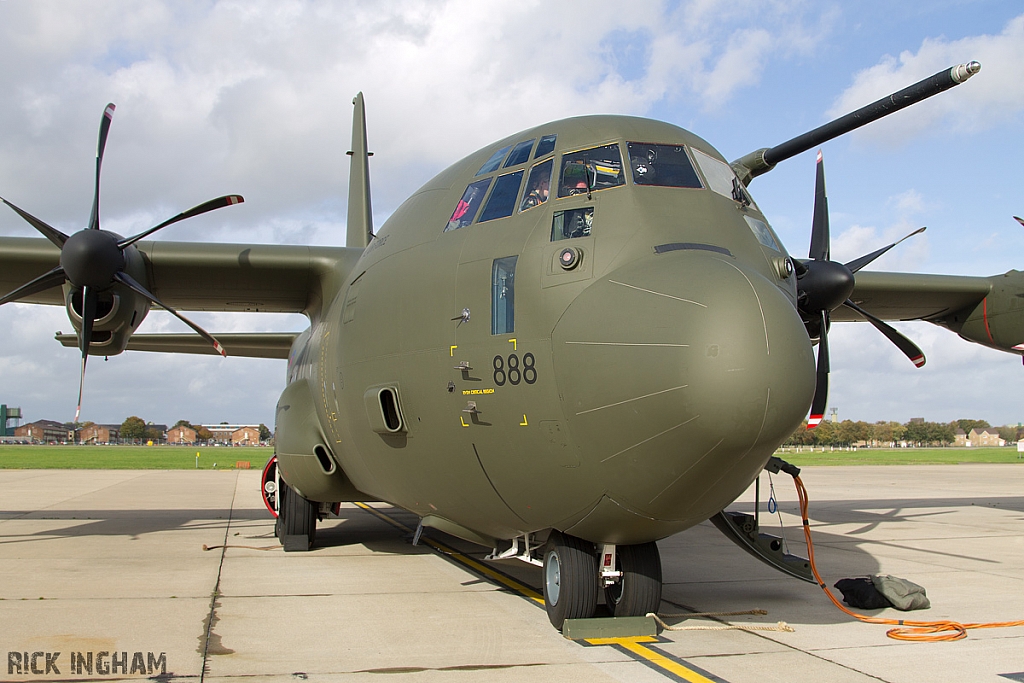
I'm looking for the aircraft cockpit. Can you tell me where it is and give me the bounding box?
[442,132,777,253]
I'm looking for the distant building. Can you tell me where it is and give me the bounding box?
[14,420,71,443]
[200,424,259,444]
[954,429,968,447]
[79,424,120,444]
[969,427,1005,447]
[231,426,260,445]
[167,425,198,444]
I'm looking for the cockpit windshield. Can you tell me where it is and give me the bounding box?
[627,143,702,188]
[558,144,624,198]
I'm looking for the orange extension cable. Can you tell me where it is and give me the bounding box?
[793,475,1024,642]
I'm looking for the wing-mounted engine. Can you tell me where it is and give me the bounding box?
[0,103,244,419]
[62,242,151,358]
[939,267,1024,356]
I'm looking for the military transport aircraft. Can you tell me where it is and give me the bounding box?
[2,59,1021,630]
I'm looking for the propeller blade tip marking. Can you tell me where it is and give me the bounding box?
[807,415,823,429]
[228,195,243,205]
[104,104,116,118]
[816,150,822,162]
[912,355,926,368]
[214,341,227,357]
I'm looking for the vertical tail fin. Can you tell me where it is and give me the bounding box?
[346,92,373,249]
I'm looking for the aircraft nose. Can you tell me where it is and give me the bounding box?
[551,251,815,524]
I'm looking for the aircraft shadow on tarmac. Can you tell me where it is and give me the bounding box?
[4,495,1022,628]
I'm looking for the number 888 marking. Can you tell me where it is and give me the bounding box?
[493,353,537,386]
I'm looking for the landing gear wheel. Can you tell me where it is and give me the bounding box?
[604,541,662,617]
[278,481,317,551]
[543,531,598,630]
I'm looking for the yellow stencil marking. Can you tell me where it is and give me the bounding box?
[520,415,528,426]
[450,345,458,356]
[508,338,517,351]
[460,416,469,428]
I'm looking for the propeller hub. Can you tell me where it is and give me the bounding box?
[796,259,855,315]
[61,229,125,289]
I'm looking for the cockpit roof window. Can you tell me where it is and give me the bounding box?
[476,145,512,176]
[534,134,557,158]
[627,143,702,188]
[479,170,525,223]
[503,139,535,167]
[444,178,492,232]
[558,144,624,198]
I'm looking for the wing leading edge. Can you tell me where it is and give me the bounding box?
[837,269,1024,356]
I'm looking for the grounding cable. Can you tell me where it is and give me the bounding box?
[792,474,1024,642]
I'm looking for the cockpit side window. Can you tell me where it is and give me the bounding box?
[534,134,557,158]
[558,144,624,198]
[504,140,536,167]
[476,145,512,176]
[519,159,553,212]
[478,170,525,223]
[444,178,492,232]
[551,207,593,241]
[690,148,756,208]
[627,143,702,188]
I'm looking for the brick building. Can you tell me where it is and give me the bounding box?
[231,426,260,445]
[167,425,198,444]
[14,420,71,443]
[79,424,120,444]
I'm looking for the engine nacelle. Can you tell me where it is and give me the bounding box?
[942,269,1024,355]
[62,243,151,356]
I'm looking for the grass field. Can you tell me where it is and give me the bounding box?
[778,446,1023,466]
[0,444,271,469]
[0,443,1020,469]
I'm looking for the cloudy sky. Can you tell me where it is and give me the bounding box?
[1,0,1022,429]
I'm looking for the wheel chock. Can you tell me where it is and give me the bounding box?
[282,534,311,552]
[562,616,657,640]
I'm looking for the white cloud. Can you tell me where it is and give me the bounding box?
[828,13,1024,145]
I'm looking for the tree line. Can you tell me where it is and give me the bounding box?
[784,418,1023,448]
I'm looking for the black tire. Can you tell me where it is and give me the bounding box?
[543,531,598,630]
[603,541,662,617]
[279,481,317,551]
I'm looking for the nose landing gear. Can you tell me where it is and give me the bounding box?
[542,532,664,630]
[602,542,662,618]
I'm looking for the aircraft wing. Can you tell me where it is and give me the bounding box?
[833,271,993,322]
[55,332,299,358]
[0,235,357,314]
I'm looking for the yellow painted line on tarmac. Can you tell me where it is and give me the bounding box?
[353,502,727,683]
[353,502,544,604]
[586,637,722,683]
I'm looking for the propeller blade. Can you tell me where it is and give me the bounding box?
[842,299,926,367]
[844,226,926,274]
[88,103,116,231]
[1014,216,1023,228]
[807,311,829,429]
[808,150,830,261]
[0,265,67,306]
[0,196,69,248]
[114,272,226,357]
[76,286,98,422]
[118,195,244,249]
